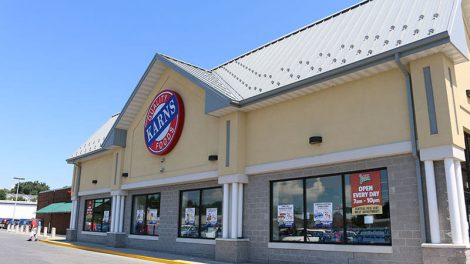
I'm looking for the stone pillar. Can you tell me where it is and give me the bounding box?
[454,160,469,244]
[424,160,441,243]
[444,158,463,244]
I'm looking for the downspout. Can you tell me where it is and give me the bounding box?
[394,53,427,243]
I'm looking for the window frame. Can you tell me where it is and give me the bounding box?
[177,186,222,240]
[130,192,161,236]
[82,197,112,233]
[269,167,391,246]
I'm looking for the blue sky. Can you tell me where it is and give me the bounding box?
[0,0,358,190]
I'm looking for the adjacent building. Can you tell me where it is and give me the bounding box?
[0,200,36,220]
[66,0,470,263]
[36,188,72,235]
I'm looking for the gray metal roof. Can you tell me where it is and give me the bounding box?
[69,114,119,160]
[211,0,466,100]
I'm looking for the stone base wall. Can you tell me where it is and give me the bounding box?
[215,239,249,263]
[422,245,470,264]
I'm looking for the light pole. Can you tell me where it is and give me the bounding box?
[12,177,25,222]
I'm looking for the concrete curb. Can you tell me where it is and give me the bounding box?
[39,240,202,264]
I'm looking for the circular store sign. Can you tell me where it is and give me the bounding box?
[144,90,185,155]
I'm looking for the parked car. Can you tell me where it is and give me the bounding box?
[0,218,9,229]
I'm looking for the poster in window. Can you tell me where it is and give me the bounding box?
[313,202,333,226]
[185,208,195,225]
[351,170,383,215]
[148,209,158,224]
[86,200,93,215]
[103,210,110,223]
[206,208,218,226]
[277,204,294,227]
[136,209,144,224]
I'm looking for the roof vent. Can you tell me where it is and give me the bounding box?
[310,66,314,70]
[375,35,380,40]
[402,25,408,31]
[299,60,302,64]
[419,15,424,21]
[396,40,402,46]
[364,35,369,40]
[414,29,419,35]
[384,40,389,45]
[390,25,395,31]
[428,29,434,35]
[306,61,310,65]
[433,13,439,19]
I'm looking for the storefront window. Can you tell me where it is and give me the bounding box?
[131,193,161,236]
[306,176,343,244]
[271,169,391,245]
[179,187,222,239]
[272,179,304,242]
[83,198,111,232]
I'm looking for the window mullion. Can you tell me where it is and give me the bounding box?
[303,178,307,243]
[198,190,202,238]
[342,175,347,244]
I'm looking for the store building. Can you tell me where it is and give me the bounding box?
[36,188,72,235]
[66,0,470,263]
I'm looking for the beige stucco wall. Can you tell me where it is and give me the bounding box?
[122,68,219,184]
[410,53,462,149]
[244,68,411,166]
[74,52,470,189]
[79,151,115,191]
[454,58,470,145]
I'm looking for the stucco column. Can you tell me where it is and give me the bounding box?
[454,160,469,244]
[113,195,121,233]
[444,158,463,244]
[230,183,238,239]
[118,195,125,233]
[237,183,243,238]
[424,160,441,243]
[110,196,116,232]
[222,183,229,238]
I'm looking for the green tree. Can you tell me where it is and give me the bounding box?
[11,181,49,195]
[0,189,8,200]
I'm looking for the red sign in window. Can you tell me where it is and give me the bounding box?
[351,170,383,215]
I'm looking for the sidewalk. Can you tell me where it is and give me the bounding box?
[2,228,236,264]
[40,239,233,264]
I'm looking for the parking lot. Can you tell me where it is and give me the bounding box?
[0,230,165,264]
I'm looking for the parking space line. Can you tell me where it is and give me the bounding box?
[39,240,201,264]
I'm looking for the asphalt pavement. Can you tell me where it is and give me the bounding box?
[0,230,185,264]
